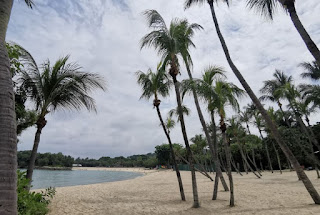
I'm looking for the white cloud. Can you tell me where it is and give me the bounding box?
[7,0,320,158]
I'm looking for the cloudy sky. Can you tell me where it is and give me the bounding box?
[7,0,320,158]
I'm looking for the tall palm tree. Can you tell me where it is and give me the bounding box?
[19,55,105,186]
[247,0,320,66]
[184,69,245,206]
[182,66,230,199]
[300,61,320,81]
[136,66,186,201]
[0,0,33,213]
[141,10,200,207]
[211,80,245,207]
[185,0,320,203]
[177,19,232,198]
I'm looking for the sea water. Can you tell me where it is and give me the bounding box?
[20,169,143,189]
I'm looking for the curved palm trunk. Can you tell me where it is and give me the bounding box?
[0,1,17,214]
[210,111,229,197]
[155,101,185,201]
[283,1,320,66]
[207,2,320,204]
[220,119,234,206]
[171,74,199,208]
[184,61,229,197]
[26,117,46,189]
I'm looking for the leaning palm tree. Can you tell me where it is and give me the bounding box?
[136,66,186,201]
[19,55,105,187]
[185,0,320,204]
[0,0,33,213]
[246,0,320,66]
[141,10,199,207]
[300,61,320,81]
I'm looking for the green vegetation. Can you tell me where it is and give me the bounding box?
[18,151,74,168]
[17,170,55,215]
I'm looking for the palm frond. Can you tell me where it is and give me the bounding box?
[24,0,34,8]
[246,0,278,19]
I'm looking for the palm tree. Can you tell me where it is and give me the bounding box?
[185,68,245,206]
[181,66,229,199]
[141,10,200,207]
[227,117,261,178]
[19,55,105,187]
[177,18,233,198]
[246,0,320,66]
[165,117,176,135]
[0,0,33,213]
[168,104,191,122]
[239,110,251,134]
[185,0,320,203]
[212,80,245,207]
[300,61,320,81]
[136,66,186,201]
[300,84,320,109]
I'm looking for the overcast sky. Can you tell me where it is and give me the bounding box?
[7,0,320,158]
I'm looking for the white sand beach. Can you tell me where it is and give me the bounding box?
[47,168,320,215]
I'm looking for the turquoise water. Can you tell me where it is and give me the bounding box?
[22,169,143,189]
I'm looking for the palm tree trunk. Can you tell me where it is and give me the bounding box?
[184,61,228,196]
[220,120,234,207]
[246,150,262,176]
[210,111,229,196]
[284,1,320,66]
[231,154,243,176]
[259,128,273,173]
[171,74,199,208]
[26,117,47,189]
[272,141,282,174]
[155,102,185,201]
[0,1,17,214]
[251,149,260,173]
[239,144,261,179]
[207,1,320,204]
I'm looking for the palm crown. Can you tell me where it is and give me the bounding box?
[19,55,105,118]
[141,10,202,76]
[136,64,171,104]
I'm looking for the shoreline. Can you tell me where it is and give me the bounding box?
[47,170,320,215]
[72,166,160,174]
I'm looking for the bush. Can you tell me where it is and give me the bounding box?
[17,170,56,215]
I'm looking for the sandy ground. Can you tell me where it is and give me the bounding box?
[47,168,320,215]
